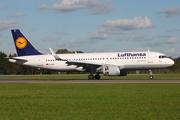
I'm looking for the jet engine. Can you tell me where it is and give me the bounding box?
[75,67,85,71]
[102,65,127,76]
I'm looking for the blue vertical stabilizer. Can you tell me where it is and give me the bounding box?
[11,29,42,56]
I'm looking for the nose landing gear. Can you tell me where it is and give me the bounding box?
[149,70,154,79]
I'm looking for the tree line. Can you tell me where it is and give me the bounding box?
[0,49,180,75]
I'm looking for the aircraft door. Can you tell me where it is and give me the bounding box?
[38,57,43,66]
[147,53,153,63]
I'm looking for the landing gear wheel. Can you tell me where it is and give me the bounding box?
[95,74,101,80]
[149,75,154,79]
[88,74,94,80]
[149,70,154,79]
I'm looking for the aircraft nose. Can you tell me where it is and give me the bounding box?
[168,59,174,66]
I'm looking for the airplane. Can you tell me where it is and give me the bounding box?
[9,29,174,80]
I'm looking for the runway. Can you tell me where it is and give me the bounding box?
[0,79,180,83]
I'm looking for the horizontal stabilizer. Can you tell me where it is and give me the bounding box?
[9,57,28,63]
[10,57,28,61]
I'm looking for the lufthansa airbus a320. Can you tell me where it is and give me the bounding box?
[9,29,174,80]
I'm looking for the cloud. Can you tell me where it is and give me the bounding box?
[0,20,21,30]
[146,37,178,46]
[57,42,68,48]
[42,36,60,41]
[101,16,154,30]
[89,30,108,40]
[0,6,7,10]
[89,27,124,40]
[119,33,152,41]
[158,6,180,17]
[9,12,26,17]
[158,35,171,38]
[55,31,68,35]
[57,39,88,48]
[164,48,176,54]
[89,16,153,40]
[166,29,179,32]
[37,0,113,14]
[88,1,113,14]
[164,48,180,57]
[167,37,178,43]
[69,39,88,47]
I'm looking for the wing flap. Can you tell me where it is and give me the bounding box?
[66,60,125,71]
[66,60,102,69]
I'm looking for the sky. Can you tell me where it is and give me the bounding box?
[0,0,180,58]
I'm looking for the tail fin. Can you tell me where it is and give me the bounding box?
[11,29,42,56]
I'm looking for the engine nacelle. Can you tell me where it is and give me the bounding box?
[75,67,85,71]
[102,65,127,76]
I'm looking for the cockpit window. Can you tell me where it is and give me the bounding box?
[159,55,167,58]
[162,56,167,58]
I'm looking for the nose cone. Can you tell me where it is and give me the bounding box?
[168,59,174,66]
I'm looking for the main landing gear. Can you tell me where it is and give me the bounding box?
[88,73,101,80]
[149,70,154,79]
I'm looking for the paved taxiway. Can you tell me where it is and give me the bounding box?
[0,80,180,83]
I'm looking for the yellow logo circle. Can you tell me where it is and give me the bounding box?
[15,37,27,49]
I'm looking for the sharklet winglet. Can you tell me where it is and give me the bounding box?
[49,48,65,61]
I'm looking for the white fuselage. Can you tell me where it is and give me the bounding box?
[9,51,174,72]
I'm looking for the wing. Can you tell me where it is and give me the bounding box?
[67,60,102,71]
[49,48,125,72]
[49,48,102,71]
[66,60,126,73]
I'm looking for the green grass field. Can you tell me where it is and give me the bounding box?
[0,83,180,120]
[0,74,180,119]
[1,74,180,80]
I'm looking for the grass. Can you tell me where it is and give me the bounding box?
[1,74,180,80]
[0,84,180,119]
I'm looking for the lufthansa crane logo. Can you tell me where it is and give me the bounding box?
[15,37,27,49]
